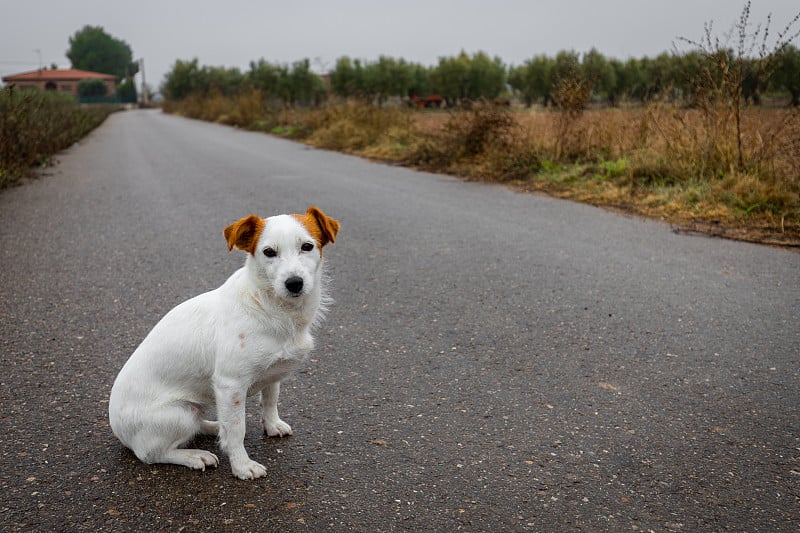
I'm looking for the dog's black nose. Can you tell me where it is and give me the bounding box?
[285,276,304,295]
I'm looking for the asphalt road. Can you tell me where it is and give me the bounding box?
[1,109,798,532]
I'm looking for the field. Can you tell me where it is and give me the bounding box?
[164,94,800,247]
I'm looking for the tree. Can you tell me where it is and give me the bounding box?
[362,56,415,104]
[285,59,325,106]
[330,57,365,98]
[606,58,628,105]
[408,63,433,98]
[773,44,800,106]
[161,59,203,100]
[66,26,137,80]
[467,52,506,100]
[581,48,615,103]
[117,79,137,103]
[508,55,554,106]
[204,65,245,97]
[248,59,286,100]
[431,51,505,104]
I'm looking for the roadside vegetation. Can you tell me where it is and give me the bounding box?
[161,9,799,245]
[1,25,137,187]
[5,4,795,244]
[163,97,799,243]
[0,86,119,187]
[160,4,800,245]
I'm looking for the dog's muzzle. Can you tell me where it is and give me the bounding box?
[284,276,304,297]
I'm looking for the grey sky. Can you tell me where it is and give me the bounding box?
[2,1,798,92]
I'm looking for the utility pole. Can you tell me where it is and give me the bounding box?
[34,49,42,72]
[139,58,148,105]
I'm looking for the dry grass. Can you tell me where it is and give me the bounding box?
[405,106,799,238]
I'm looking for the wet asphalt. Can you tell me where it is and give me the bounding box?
[1,109,798,532]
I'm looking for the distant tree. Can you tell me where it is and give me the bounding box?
[630,53,675,101]
[161,59,204,100]
[330,56,366,98]
[508,54,554,106]
[117,79,137,103]
[671,51,702,103]
[606,58,628,105]
[332,56,426,103]
[468,52,506,100]
[362,56,416,104]
[552,50,581,81]
[507,65,526,104]
[431,51,505,104]
[285,59,325,106]
[66,26,137,80]
[773,44,800,106]
[204,65,245,97]
[431,52,470,105]
[581,48,615,103]
[248,58,286,100]
[408,63,433,98]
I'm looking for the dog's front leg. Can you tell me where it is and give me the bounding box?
[260,381,293,437]
[215,381,267,480]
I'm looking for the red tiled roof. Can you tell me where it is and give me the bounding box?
[2,68,117,82]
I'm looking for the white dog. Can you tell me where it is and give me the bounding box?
[109,206,339,479]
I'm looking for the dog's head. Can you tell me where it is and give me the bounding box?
[224,206,339,300]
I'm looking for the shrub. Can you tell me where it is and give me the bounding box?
[78,78,108,97]
[550,67,592,160]
[408,101,516,171]
[117,79,137,103]
[0,86,118,186]
[304,101,412,152]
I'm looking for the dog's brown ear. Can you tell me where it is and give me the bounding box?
[305,206,340,247]
[223,215,265,254]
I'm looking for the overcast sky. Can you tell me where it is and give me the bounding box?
[2,1,798,92]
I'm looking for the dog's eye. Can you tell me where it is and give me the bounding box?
[300,242,314,252]
[263,247,277,258]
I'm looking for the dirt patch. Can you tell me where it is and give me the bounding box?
[669,220,800,249]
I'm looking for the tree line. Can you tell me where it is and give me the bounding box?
[161,46,800,107]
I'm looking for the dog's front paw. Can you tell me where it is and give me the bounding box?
[230,458,268,480]
[262,416,293,437]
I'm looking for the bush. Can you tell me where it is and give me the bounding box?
[117,79,137,103]
[78,78,108,97]
[0,86,118,186]
[306,101,412,152]
[407,101,517,173]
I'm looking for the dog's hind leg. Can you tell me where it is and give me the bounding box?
[127,403,219,471]
[158,448,219,471]
[200,420,219,436]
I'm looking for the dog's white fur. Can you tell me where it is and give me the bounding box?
[109,207,339,479]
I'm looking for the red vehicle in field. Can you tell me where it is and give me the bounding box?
[409,93,445,108]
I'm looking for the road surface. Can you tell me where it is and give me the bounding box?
[1,110,798,531]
